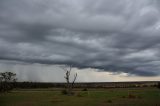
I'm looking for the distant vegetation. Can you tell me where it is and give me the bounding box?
[0,71,159,92]
[3,81,158,90]
[0,72,17,93]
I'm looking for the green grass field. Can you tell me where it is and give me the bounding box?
[0,88,160,106]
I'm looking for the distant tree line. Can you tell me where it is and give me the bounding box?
[1,72,160,93]
[15,82,65,88]
[12,82,159,89]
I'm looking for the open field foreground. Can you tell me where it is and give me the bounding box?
[0,88,160,106]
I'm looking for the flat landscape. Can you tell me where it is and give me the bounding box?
[1,0,160,106]
[0,88,160,106]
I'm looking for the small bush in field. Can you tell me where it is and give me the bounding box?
[107,99,112,103]
[122,96,126,98]
[61,90,75,95]
[128,94,136,99]
[61,89,67,95]
[82,88,88,91]
[157,82,160,89]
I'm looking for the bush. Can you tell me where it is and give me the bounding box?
[0,82,14,93]
[61,89,75,95]
[61,89,68,95]
[128,94,136,99]
[82,88,88,91]
[107,99,112,103]
[122,96,126,98]
[157,82,160,89]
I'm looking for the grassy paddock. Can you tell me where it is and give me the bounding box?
[0,88,160,106]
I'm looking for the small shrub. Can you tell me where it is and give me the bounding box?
[157,82,160,89]
[107,99,112,103]
[82,88,88,91]
[122,96,126,98]
[61,90,75,95]
[128,94,136,99]
[61,89,67,95]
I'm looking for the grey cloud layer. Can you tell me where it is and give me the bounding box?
[0,0,160,76]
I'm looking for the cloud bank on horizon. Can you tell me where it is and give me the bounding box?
[0,0,160,77]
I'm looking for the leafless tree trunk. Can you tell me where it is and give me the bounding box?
[61,65,77,95]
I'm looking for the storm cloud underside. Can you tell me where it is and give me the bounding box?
[1,0,160,77]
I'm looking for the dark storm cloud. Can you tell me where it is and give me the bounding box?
[0,0,160,76]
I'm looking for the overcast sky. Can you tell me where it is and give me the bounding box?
[0,0,160,82]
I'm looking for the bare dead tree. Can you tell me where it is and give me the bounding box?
[61,65,77,95]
